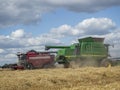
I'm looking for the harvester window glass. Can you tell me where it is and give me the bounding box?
[81,42,91,54]
[85,44,91,51]
[20,54,26,60]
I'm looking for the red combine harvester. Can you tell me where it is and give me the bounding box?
[12,50,55,70]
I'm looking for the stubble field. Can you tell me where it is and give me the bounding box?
[0,66,120,90]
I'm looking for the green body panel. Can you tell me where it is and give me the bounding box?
[58,49,66,55]
[80,42,107,56]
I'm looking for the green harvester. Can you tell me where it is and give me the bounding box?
[45,37,111,67]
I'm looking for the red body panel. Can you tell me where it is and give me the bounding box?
[26,51,54,68]
[11,65,24,70]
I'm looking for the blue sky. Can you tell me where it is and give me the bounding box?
[0,0,120,65]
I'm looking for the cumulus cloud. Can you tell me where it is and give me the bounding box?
[103,29,120,57]
[0,29,61,49]
[11,29,25,38]
[76,18,116,35]
[0,49,5,53]
[50,25,73,37]
[0,0,120,28]
[0,52,17,65]
[49,18,116,38]
[0,0,52,28]
[104,29,120,43]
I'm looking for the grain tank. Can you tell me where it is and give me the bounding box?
[45,37,110,67]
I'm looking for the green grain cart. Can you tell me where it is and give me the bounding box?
[45,37,111,67]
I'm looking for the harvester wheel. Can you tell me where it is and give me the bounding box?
[69,61,75,68]
[100,59,111,67]
[26,63,34,69]
[57,55,70,68]
[59,55,66,60]
[69,60,79,68]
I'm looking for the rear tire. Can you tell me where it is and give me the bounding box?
[100,59,111,67]
[69,61,78,68]
[26,63,34,69]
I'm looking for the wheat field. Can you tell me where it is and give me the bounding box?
[0,66,120,90]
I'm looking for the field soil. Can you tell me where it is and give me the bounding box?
[0,66,120,90]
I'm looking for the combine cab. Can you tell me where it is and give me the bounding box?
[12,50,55,70]
[45,37,111,67]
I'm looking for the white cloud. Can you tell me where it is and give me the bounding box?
[5,53,16,59]
[0,49,4,53]
[11,29,25,38]
[49,18,116,38]
[103,28,120,57]
[0,29,61,48]
[76,18,116,35]
[109,44,120,57]
[104,29,120,44]
[0,0,120,28]
[50,25,72,37]
[27,37,61,46]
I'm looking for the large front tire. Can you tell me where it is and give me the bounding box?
[26,63,34,69]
